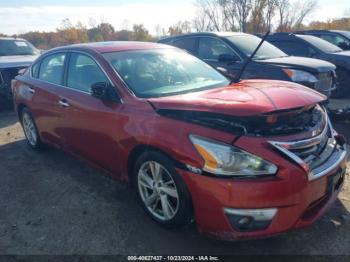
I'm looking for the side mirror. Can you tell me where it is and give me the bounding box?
[91,82,108,99]
[91,82,121,103]
[218,54,239,63]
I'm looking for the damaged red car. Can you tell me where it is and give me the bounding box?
[12,42,348,240]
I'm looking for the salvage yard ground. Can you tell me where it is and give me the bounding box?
[0,105,349,255]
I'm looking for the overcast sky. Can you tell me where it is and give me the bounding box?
[0,0,349,35]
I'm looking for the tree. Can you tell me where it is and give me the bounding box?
[276,0,318,31]
[131,24,153,41]
[168,21,192,36]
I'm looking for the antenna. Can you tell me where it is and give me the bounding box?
[233,31,270,83]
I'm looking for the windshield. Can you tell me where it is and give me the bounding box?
[298,35,343,53]
[0,39,38,56]
[226,34,288,60]
[338,31,350,40]
[104,49,230,98]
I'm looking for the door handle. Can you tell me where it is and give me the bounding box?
[58,99,70,107]
[28,87,35,94]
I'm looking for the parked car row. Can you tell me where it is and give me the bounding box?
[159,32,338,98]
[11,34,348,240]
[266,33,350,97]
[0,37,39,107]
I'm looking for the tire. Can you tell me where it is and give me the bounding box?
[20,108,43,150]
[133,151,193,228]
[331,68,350,98]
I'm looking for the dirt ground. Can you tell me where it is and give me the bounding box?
[0,107,349,255]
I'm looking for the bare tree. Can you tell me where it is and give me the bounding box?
[193,0,224,31]
[234,0,253,32]
[168,21,192,36]
[276,0,318,31]
[293,0,318,29]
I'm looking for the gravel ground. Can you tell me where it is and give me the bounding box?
[0,108,349,255]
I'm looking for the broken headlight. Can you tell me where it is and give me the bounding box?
[189,135,277,177]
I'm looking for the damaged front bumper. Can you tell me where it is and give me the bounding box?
[177,114,348,240]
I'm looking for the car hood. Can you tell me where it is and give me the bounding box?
[330,50,350,58]
[257,56,336,73]
[148,80,326,117]
[0,55,38,69]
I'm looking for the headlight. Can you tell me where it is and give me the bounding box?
[189,135,278,177]
[283,69,318,83]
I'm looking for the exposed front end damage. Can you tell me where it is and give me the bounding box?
[156,104,327,138]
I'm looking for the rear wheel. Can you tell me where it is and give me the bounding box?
[133,151,193,228]
[20,108,43,150]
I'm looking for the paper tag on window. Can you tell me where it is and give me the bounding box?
[15,41,28,47]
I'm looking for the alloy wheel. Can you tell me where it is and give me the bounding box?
[137,161,179,221]
[22,112,38,146]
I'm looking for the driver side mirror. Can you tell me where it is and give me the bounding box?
[91,82,120,102]
[218,54,239,63]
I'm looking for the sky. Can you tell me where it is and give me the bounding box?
[0,0,349,35]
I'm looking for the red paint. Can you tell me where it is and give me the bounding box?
[12,42,347,240]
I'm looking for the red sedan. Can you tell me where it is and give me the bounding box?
[12,42,348,240]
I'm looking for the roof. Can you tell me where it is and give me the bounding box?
[158,32,247,42]
[296,29,349,33]
[0,37,26,41]
[50,41,174,53]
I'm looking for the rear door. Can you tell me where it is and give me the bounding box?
[25,52,68,146]
[58,51,122,173]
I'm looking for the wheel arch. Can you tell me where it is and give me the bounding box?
[17,103,28,118]
[127,144,180,186]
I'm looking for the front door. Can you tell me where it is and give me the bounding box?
[58,52,122,174]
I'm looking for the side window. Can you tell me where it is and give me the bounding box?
[198,37,238,61]
[271,41,311,57]
[39,53,66,85]
[319,34,350,47]
[67,53,108,93]
[31,62,40,78]
[171,38,197,54]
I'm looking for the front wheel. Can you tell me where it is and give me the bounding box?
[20,108,43,150]
[133,151,193,228]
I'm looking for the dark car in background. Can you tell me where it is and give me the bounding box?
[267,33,350,98]
[295,30,350,50]
[0,37,39,108]
[158,32,337,98]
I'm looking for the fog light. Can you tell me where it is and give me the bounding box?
[224,208,277,232]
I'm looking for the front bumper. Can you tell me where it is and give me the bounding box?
[178,144,348,240]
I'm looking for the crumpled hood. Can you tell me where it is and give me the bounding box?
[258,56,336,73]
[0,55,38,69]
[148,80,327,117]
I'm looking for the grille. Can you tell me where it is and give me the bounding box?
[269,112,348,180]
